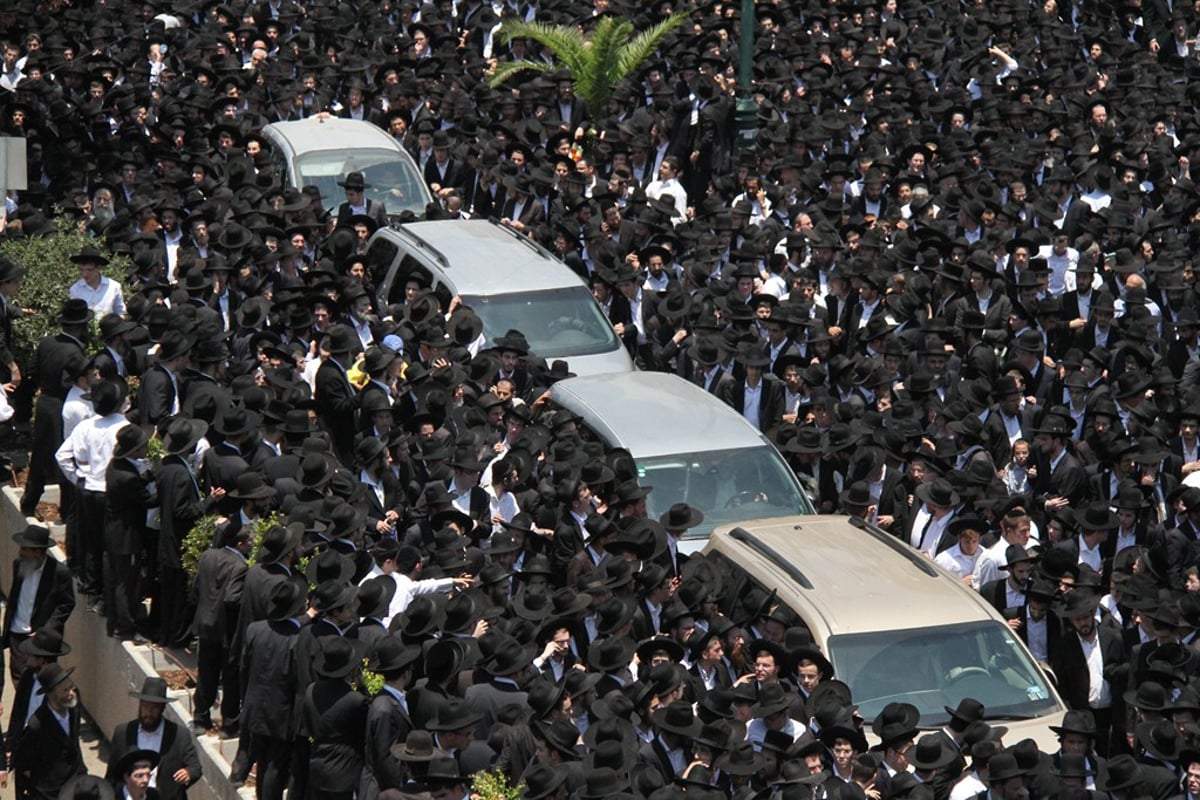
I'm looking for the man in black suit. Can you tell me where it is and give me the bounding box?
[334,171,387,230]
[190,527,250,737]
[463,633,533,738]
[13,663,84,800]
[3,525,75,683]
[241,579,307,800]
[156,418,223,648]
[314,326,361,468]
[20,298,88,518]
[104,425,156,642]
[359,636,420,800]
[3,627,70,761]
[106,677,203,800]
[138,329,193,429]
[716,344,785,433]
[1032,414,1089,511]
[1049,591,1129,757]
[423,131,469,199]
[303,637,369,800]
[978,545,1034,615]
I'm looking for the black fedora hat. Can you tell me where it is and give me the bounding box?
[56,298,92,325]
[112,424,150,460]
[59,774,116,800]
[367,634,421,674]
[587,635,636,673]
[113,748,160,778]
[651,700,702,737]
[306,551,355,587]
[162,417,208,456]
[907,733,957,771]
[337,171,370,189]
[266,579,308,623]
[313,636,365,679]
[872,701,920,739]
[659,502,704,531]
[426,699,483,732]
[18,627,71,659]
[750,683,797,718]
[1049,709,1098,739]
[915,477,960,508]
[358,575,398,620]
[130,676,169,704]
[12,525,52,548]
[522,764,569,800]
[36,663,75,694]
[256,523,303,566]
[228,471,276,501]
[1104,755,1142,792]
[70,244,110,266]
[1136,719,1184,762]
[481,635,536,676]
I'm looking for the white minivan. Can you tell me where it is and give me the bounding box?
[262,116,431,222]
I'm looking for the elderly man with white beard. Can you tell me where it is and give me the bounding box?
[2,525,75,684]
[12,663,85,800]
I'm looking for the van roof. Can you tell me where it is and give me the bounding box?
[550,372,772,458]
[707,516,1005,638]
[383,220,586,295]
[263,117,401,154]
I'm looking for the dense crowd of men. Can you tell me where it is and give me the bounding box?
[8,0,1200,798]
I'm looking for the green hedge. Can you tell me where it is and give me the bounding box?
[0,220,128,362]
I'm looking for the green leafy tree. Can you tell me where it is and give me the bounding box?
[488,13,688,120]
[0,220,127,363]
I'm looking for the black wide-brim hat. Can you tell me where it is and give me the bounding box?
[12,522,52,548]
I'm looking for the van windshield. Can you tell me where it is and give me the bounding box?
[295,149,429,218]
[636,447,811,540]
[828,621,1059,728]
[463,287,623,359]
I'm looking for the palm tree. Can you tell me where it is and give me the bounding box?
[487,12,689,119]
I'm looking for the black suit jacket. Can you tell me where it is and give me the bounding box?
[335,200,388,229]
[315,360,359,466]
[138,363,178,428]
[1048,626,1128,713]
[13,701,84,800]
[715,373,785,432]
[423,156,470,194]
[156,456,211,570]
[303,679,368,794]
[2,557,75,646]
[191,546,246,643]
[106,719,202,800]
[359,690,413,800]
[104,458,156,555]
[241,617,303,740]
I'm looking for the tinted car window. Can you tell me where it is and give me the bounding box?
[828,622,1058,728]
[295,148,428,218]
[636,447,809,539]
[462,286,622,359]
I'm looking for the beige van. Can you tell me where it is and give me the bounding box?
[704,515,1067,751]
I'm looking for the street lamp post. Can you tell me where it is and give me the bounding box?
[733,0,758,153]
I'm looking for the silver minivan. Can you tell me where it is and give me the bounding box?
[548,371,812,549]
[365,219,634,377]
[262,117,431,221]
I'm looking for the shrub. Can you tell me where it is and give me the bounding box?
[473,768,523,800]
[0,219,128,362]
[181,514,220,580]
